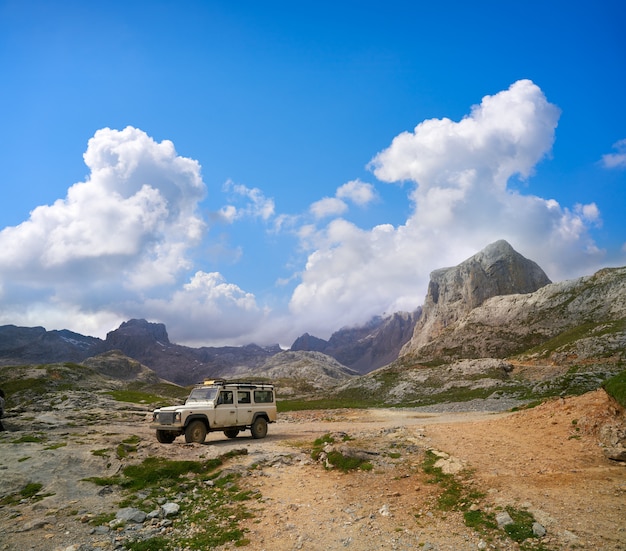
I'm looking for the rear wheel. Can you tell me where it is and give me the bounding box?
[250,417,268,439]
[224,428,239,439]
[156,430,176,444]
[185,420,207,443]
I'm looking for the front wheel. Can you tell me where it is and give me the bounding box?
[250,417,268,439]
[156,430,176,444]
[185,420,207,443]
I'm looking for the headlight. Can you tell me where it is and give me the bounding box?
[174,412,181,422]
[152,411,159,422]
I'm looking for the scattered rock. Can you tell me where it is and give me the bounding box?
[496,511,514,528]
[533,521,547,537]
[115,507,146,524]
[161,502,180,517]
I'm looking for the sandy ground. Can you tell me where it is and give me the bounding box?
[0,390,624,551]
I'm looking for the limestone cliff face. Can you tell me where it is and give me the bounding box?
[402,249,626,363]
[402,240,551,356]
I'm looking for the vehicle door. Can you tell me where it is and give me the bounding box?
[214,390,236,427]
[236,390,254,425]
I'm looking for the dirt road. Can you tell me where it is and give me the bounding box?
[0,390,624,550]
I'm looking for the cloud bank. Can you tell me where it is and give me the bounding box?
[0,81,618,346]
[289,80,607,336]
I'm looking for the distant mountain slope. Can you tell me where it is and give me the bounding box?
[2,240,623,399]
[101,319,281,385]
[0,320,280,385]
[0,325,100,365]
[230,350,359,397]
[291,310,421,373]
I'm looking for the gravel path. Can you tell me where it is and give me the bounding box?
[0,391,624,551]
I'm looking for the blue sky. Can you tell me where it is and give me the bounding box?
[0,0,624,347]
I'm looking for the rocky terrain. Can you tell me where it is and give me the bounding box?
[1,239,625,550]
[229,350,360,397]
[0,377,625,551]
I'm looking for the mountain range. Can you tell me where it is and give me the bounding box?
[0,240,624,392]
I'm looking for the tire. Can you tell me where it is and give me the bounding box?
[250,417,268,439]
[156,430,176,444]
[224,428,239,439]
[185,420,207,443]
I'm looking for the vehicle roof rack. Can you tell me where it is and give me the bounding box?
[201,379,273,387]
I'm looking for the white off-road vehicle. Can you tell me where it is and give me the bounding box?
[150,380,277,444]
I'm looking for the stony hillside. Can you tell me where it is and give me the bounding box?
[327,258,625,410]
[291,309,421,373]
[404,265,626,363]
[0,325,100,366]
[229,350,359,397]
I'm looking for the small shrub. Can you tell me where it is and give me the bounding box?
[463,509,498,532]
[504,506,537,543]
[20,482,43,499]
[604,370,626,408]
[324,450,373,472]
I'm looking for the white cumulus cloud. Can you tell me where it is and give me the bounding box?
[0,126,211,334]
[336,179,377,206]
[220,180,275,221]
[289,80,610,338]
[310,197,348,219]
[141,271,264,346]
[601,138,626,169]
[0,126,206,288]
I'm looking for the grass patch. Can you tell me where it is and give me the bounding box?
[91,448,110,457]
[310,433,373,472]
[44,442,67,450]
[11,434,46,444]
[463,509,498,532]
[278,397,370,412]
[20,482,43,498]
[0,482,53,505]
[89,512,116,526]
[104,389,175,405]
[124,537,172,551]
[604,370,626,408]
[421,450,466,511]
[85,450,254,550]
[115,435,141,459]
[420,451,552,548]
[503,506,537,543]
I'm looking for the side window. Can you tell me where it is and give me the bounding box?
[254,390,274,403]
[218,391,233,405]
[238,391,251,404]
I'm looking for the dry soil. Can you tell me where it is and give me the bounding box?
[0,390,624,551]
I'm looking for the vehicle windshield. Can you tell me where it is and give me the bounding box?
[186,387,218,403]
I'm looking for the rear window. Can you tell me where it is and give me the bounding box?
[254,389,274,403]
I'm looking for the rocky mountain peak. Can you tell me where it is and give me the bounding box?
[111,319,170,344]
[403,240,551,355]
